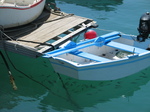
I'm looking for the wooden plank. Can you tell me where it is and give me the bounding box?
[20,14,65,39]
[20,16,76,42]
[38,22,95,53]
[19,15,87,47]
[0,41,41,58]
[4,12,59,39]
[36,17,87,41]
[16,16,74,46]
[32,16,78,39]
[52,22,94,47]
[32,15,85,40]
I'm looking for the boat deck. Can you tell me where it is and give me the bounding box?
[0,9,96,58]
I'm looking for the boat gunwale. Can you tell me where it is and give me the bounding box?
[49,51,150,71]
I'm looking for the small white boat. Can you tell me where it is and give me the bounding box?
[0,0,45,28]
[43,31,150,81]
[43,12,150,81]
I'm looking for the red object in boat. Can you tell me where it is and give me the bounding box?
[84,30,97,39]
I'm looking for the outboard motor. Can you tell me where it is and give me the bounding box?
[137,12,150,42]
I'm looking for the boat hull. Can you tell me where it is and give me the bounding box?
[43,32,150,81]
[49,53,150,81]
[0,0,45,28]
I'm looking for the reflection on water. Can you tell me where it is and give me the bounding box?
[0,49,150,111]
[41,69,150,111]
[1,0,150,111]
[57,0,123,11]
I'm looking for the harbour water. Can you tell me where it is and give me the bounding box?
[1,0,150,112]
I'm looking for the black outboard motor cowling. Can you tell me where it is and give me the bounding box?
[137,12,150,42]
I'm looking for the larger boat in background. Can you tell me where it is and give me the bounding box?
[0,0,45,28]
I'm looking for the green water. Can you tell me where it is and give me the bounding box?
[1,0,150,112]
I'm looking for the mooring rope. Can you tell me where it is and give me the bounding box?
[0,51,17,90]
[0,27,17,90]
[0,28,76,104]
[95,27,137,41]
[95,27,136,36]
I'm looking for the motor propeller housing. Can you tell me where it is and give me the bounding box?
[137,12,150,42]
